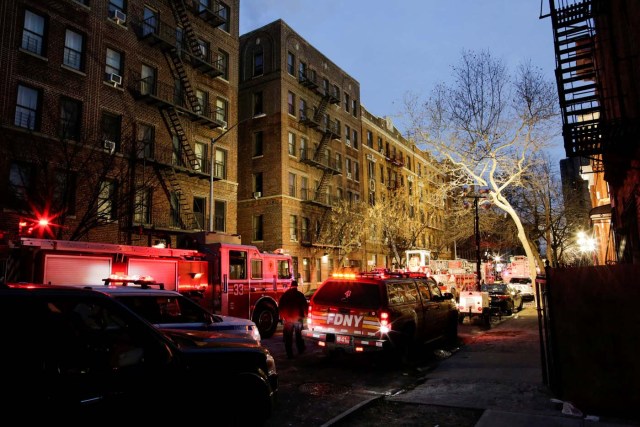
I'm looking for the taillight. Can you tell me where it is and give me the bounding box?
[307,304,313,326]
[379,311,390,334]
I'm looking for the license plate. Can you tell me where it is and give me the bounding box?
[336,335,350,345]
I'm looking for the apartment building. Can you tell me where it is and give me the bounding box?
[237,20,362,284]
[545,0,640,263]
[361,108,451,268]
[0,0,239,247]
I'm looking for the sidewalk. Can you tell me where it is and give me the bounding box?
[386,308,638,427]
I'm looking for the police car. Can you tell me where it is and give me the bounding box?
[87,283,262,343]
[302,270,458,360]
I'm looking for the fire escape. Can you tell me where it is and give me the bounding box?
[297,68,342,206]
[549,0,601,162]
[131,0,226,230]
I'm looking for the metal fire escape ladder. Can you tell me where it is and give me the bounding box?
[162,108,199,170]
[169,0,204,115]
[156,167,196,230]
[550,0,602,157]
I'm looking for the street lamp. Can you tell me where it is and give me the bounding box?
[462,187,491,288]
[208,113,266,232]
[576,230,597,265]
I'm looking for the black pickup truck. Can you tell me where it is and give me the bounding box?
[0,283,277,425]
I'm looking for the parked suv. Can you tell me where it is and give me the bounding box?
[508,277,535,302]
[87,284,262,343]
[0,283,277,424]
[303,271,458,360]
[482,283,524,315]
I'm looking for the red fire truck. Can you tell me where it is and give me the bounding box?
[403,249,476,299]
[1,236,294,338]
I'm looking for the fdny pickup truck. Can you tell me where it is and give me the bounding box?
[302,271,459,359]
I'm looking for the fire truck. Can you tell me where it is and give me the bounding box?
[403,249,476,299]
[1,236,294,338]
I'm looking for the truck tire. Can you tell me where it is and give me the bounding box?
[253,303,278,338]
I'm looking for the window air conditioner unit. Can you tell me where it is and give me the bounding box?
[290,234,298,241]
[346,172,352,179]
[108,73,122,86]
[104,140,116,153]
[345,140,351,147]
[110,9,127,25]
[253,191,262,199]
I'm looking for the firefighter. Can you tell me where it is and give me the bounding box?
[278,280,308,359]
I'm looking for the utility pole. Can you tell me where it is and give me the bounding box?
[463,187,490,289]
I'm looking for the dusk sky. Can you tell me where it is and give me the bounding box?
[239,0,565,164]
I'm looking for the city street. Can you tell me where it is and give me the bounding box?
[261,304,535,426]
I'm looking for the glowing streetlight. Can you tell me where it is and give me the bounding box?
[576,231,597,265]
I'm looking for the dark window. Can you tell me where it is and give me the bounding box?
[60,97,82,140]
[193,196,205,229]
[253,172,263,193]
[22,10,45,56]
[101,111,122,148]
[312,281,381,309]
[253,51,263,76]
[253,215,263,241]
[98,179,117,220]
[218,2,230,33]
[253,131,263,157]
[287,52,295,75]
[15,84,40,130]
[63,29,84,70]
[8,162,34,209]
[229,250,247,280]
[214,200,225,232]
[253,91,263,115]
[53,170,77,215]
[134,186,151,224]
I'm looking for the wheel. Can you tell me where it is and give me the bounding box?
[253,303,278,338]
[445,314,458,345]
[388,326,415,364]
[505,302,513,316]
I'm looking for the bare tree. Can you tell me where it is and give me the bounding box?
[404,50,559,282]
[316,199,367,268]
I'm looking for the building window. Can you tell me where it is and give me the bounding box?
[345,125,351,146]
[345,158,352,178]
[253,131,263,157]
[53,170,77,215]
[380,164,384,183]
[289,172,296,197]
[298,61,307,81]
[253,172,263,194]
[287,52,295,76]
[15,84,40,130]
[105,48,122,83]
[301,176,309,200]
[367,131,373,148]
[289,215,298,241]
[287,91,295,116]
[108,0,126,18]
[101,111,122,148]
[354,162,360,182]
[214,200,226,232]
[300,137,308,160]
[377,136,383,152]
[214,148,227,179]
[353,130,358,149]
[344,93,350,112]
[316,258,322,283]
[196,38,209,59]
[352,99,358,117]
[215,97,228,125]
[142,7,157,36]
[288,132,296,156]
[22,10,45,56]
[216,49,229,79]
[253,50,263,76]
[134,186,151,224]
[299,98,307,119]
[194,141,206,171]
[63,29,84,70]
[253,91,263,116]
[140,64,156,95]
[335,153,342,172]
[60,97,82,140]
[136,123,154,159]
[301,217,310,243]
[98,179,117,221]
[8,162,33,209]
[253,215,263,241]
[195,89,208,115]
[193,196,205,229]
[218,2,230,33]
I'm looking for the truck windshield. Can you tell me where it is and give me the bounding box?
[313,281,380,309]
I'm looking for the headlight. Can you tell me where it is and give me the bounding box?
[250,325,261,344]
[265,351,277,376]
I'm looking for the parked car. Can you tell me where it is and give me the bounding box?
[481,283,524,315]
[508,277,535,302]
[0,283,278,424]
[87,284,262,343]
[303,271,458,361]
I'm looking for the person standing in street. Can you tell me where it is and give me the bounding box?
[279,280,308,359]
